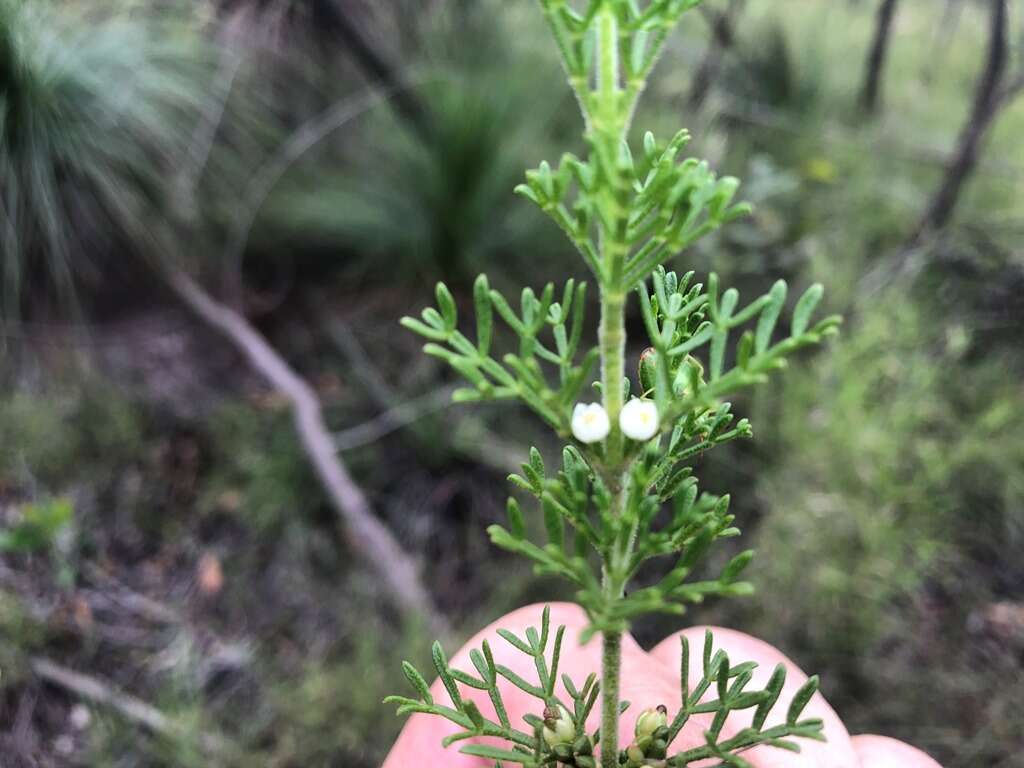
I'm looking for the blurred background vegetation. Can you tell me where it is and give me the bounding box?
[1,0,1022,765]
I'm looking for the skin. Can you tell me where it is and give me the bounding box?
[383,603,943,768]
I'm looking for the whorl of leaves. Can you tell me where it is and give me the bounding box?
[387,608,825,766]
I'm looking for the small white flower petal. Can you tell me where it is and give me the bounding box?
[620,399,659,441]
[572,402,610,444]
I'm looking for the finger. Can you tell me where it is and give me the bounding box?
[383,603,680,767]
[384,603,587,768]
[851,735,944,767]
[649,625,859,767]
[382,603,592,767]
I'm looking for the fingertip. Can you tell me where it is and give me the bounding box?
[851,735,944,767]
[386,603,596,768]
[649,625,858,767]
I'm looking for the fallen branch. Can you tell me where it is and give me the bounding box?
[163,267,449,640]
[30,657,227,756]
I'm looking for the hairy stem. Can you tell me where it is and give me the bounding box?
[596,8,630,765]
[600,628,623,768]
[599,288,627,464]
[597,4,619,108]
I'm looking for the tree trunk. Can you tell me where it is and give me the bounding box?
[858,0,899,115]
[908,0,1008,245]
[163,267,450,640]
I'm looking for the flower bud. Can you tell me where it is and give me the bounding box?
[638,347,657,396]
[542,704,575,747]
[649,737,668,759]
[675,354,705,397]
[620,398,659,441]
[634,704,668,739]
[573,735,593,756]
[626,742,646,764]
[571,402,610,444]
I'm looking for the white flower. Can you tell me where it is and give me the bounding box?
[620,398,659,441]
[571,402,610,444]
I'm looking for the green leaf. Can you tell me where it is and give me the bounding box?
[786,675,819,725]
[474,274,493,355]
[507,498,526,539]
[680,634,691,703]
[543,495,565,547]
[459,745,534,764]
[736,329,754,369]
[495,664,546,698]
[752,664,786,729]
[721,550,755,583]
[716,654,730,702]
[755,280,787,353]
[496,629,533,655]
[792,284,824,337]
[464,700,486,730]
[400,316,448,342]
[402,661,433,705]
[702,629,714,675]
[529,447,546,479]
[436,282,457,331]
[432,642,463,709]
[710,327,727,380]
[490,289,526,335]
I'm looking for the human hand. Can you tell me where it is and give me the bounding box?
[383,603,941,767]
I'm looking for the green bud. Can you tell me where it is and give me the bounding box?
[542,704,575,747]
[573,735,593,756]
[638,347,657,396]
[634,704,668,739]
[650,738,668,759]
[626,743,645,764]
[553,743,574,760]
[674,354,705,397]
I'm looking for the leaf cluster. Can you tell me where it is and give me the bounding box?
[386,607,601,766]
[636,267,841,421]
[388,607,825,767]
[516,130,750,290]
[534,0,706,127]
[401,277,597,435]
[405,264,838,635]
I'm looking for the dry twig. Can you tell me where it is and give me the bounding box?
[163,268,449,639]
[29,657,228,756]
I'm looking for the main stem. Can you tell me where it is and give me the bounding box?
[600,627,623,767]
[596,6,629,768]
